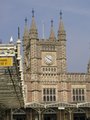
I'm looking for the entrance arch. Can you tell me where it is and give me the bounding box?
[43,109,57,120]
[73,108,86,120]
[13,109,26,120]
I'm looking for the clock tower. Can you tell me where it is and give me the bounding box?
[23,10,67,103]
[21,10,90,120]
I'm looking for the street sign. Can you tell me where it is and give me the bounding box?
[0,57,13,66]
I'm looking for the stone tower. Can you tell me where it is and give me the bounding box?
[22,10,90,120]
[23,10,67,103]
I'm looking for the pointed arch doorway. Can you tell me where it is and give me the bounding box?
[43,109,57,120]
[13,109,26,120]
[73,108,86,120]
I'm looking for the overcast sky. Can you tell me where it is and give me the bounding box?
[0,0,90,72]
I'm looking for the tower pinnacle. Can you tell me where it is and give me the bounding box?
[25,17,27,26]
[51,19,53,27]
[18,27,20,39]
[29,9,38,39]
[58,11,66,40]
[49,19,56,41]
[23,17,29,37]
[32,9,34,17]
[23,17,29,47]
[60,10,62,20]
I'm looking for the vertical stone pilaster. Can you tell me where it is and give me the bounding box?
[38,111,42,120]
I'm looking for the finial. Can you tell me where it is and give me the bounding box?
[51,19,53,27]
[32,9,34,17]
[25,17,27,26]
[60,10,62,19]
[10,36,13,44]
[18,27,20,39]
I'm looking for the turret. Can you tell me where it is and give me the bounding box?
[29,9,38,39]
[29,10,39,102]
[23,18,29,48]
[57,11,67,73]
[58,11,66,41]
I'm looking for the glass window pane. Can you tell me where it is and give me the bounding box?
[82,96,84,101]
[50,96,52,101]
[79,96,81,101]
[73,89,75,95]
[53,89,55,94]
[47,96,49,101]
[43,89,45,94]
[50,89,52,94]
[73,96,75,101]
[76,89,78,95]
[82,89,84,94]
[53,96,56,101]
[47,89,49,94]
[43,96,46,101]
[79,89,81,94]
[76,96,78,101]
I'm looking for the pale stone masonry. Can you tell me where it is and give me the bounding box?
[22,11,90,120]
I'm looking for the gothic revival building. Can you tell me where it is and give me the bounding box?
[22,10,90,120]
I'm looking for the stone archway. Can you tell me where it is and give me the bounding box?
[73,108,86,120]
[13,108,26,120]
[43,109,57,120]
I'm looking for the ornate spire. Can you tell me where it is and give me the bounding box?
[23,18,29,47]
[23,17,29,37]
[32,9,34,17]
[18,27,20,39]
[29,9,38,39]
[25,17,27,26]
[58,10,66,40]
[59,10,65,32]
[30,9,37,30]
[51,19,53,27]
[49,19,56,41]
[60,10,62,20]
[17,27,21,45]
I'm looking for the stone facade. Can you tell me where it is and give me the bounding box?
[22,11,90,120]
